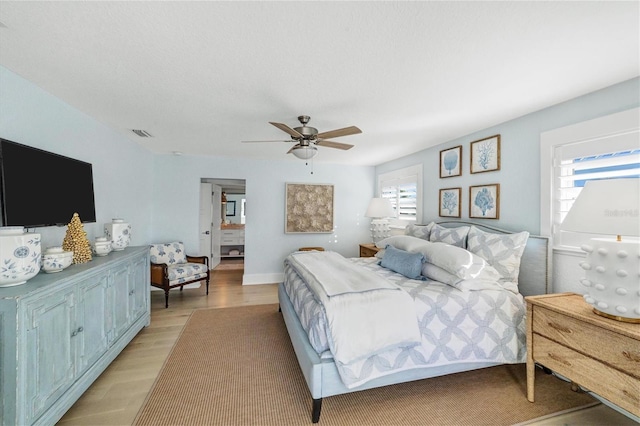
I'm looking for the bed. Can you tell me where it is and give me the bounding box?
[278,221,551,423]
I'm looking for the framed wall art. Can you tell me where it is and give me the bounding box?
[439,187,461,218]
[470,134,501,174]
[225,200,236,216]
[439,145,462,178]
[469,184,500,219]
[285,183,334,233]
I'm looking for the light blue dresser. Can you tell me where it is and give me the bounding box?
[0,246,150,425]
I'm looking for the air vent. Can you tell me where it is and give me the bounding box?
[131,129,153,137]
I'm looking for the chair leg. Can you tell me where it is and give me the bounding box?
[205,277,210,295]
[164,290,169,308]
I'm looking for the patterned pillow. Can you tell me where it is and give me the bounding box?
[149,242,187,265]
[404,222,434,240]
[379,245,425,280]
[429,223,470,248]
[466,226,530,291]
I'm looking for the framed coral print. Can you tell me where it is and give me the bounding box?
[439,145,462,178]
[469,184,500,219]
[439,187,461,218]
[285,183,334,233]
[470,135,501,174]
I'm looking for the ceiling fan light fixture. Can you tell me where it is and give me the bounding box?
[292,145,318,160]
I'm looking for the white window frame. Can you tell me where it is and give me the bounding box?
[377,164,423,227]
[540,107,640,252]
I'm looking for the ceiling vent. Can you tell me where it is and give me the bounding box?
[131,129,153,137]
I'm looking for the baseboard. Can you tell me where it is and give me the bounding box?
[242,272,283,285]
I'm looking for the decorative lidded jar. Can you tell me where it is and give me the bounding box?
[0,226,41,287]
[104,219,131,251]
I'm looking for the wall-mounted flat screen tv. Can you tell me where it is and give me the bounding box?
[0,138,97,228]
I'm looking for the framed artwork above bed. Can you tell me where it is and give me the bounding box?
[439,145,462,178]
[470,134,501,174]
[285,183,334,233]
[469,183,500,219]
[438,187,461,217]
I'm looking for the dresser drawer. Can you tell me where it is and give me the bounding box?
[534,334,640,416]
[533,306,640,378]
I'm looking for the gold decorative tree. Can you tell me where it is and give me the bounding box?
[62,212,92,264]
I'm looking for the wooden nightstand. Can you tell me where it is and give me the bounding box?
[526,293,640,417]
[359,243,381,258]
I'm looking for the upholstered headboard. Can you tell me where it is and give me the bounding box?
[433,221,551,296]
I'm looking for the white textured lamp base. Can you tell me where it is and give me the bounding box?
[579,238,640,323]
[370,219,390,244]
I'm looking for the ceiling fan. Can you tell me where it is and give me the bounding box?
[242,115,362,160]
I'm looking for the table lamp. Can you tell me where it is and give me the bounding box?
[365,198,395,243]
[560,178,640,322]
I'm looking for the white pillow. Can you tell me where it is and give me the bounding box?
[422,263,503,291]
[466,226,529,289]
[375,235,432,252]
[412,241,501,281]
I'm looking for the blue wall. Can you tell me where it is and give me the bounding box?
[0,66,374,284]
[376,77,640,234]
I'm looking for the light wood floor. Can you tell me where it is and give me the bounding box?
[57,261,635,426]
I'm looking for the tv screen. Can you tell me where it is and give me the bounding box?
[0,138,97,227]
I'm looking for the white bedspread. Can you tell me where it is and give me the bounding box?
[286,251,421,365]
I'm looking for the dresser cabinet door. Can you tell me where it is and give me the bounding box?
[129,253,148,321]
[75,274,110,375]
[110,266,131,342]
[23,288,76,424]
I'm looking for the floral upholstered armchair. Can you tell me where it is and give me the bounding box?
[149,242,210,308]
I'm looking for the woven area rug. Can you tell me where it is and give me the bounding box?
[134,304,596,426]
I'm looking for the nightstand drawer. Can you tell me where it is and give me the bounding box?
[534,334,640,416]
[533,306,640,378]
[359,244,380,258]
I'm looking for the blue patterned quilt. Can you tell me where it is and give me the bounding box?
[283,257,526,388]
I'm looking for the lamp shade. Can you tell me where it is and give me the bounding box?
[292,146,318,160]
[365,198,394,218]
[560,178,640,237]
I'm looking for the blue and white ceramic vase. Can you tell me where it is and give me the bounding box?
[104,219,131,251]
[0,226,41,287]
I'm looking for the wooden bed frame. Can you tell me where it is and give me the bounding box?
[278,221,551,423]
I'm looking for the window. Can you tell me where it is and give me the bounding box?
[378,165,422,225]
[541,108,640,250]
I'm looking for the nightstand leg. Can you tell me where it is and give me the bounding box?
[526,303,535,402]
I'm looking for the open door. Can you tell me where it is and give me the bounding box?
[199,182,221,269]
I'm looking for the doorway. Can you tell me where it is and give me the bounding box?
[199,178,246,273]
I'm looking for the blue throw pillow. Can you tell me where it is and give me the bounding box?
[378,245,425,280]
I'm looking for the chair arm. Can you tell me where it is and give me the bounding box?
[150,262,169,284]
[187,255,209,268]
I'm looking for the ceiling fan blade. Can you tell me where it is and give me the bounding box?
[241,140,291,143]
[316,126,362,139]
[287,144,302,154]
[270,122,304,138]
[316,140,354,150]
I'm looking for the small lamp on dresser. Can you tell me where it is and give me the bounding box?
[365,197,395,244]
[560,178,640,323]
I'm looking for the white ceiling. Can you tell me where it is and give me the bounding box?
[0,1,638,166]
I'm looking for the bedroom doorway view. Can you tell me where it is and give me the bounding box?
[199,178,246,281]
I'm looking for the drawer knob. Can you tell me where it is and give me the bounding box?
[548,322,572,334]
[622,351,640,363]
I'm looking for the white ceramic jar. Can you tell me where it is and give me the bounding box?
[0,227,42,286]
[42,246,74,273]
[104,219,131,251]
[93,236,113,256]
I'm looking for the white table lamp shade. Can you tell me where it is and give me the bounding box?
[365,198,394,243]
[561,178,640,237]
[560,178,640,322]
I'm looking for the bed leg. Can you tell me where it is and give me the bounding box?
[312,398,322,423]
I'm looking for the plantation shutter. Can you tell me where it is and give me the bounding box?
[379,165,422,223]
